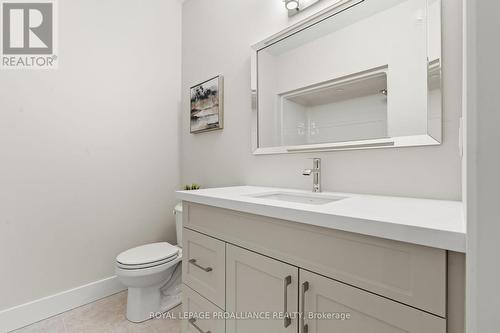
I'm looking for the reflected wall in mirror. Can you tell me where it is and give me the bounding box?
[251,0,442,154]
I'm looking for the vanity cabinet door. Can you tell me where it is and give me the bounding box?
[226,244,298,333]
[299,269,446,333]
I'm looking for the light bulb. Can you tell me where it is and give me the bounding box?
[285,0,299,10]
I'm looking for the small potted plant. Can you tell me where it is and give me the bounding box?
[183,183,201,191]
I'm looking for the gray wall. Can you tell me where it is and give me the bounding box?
[0,0,181,310]
[181,0,463,200]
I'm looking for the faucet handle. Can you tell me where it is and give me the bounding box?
[303,158,321,192]
[308,158,321,170]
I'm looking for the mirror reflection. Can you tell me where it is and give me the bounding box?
[255,0,442,152]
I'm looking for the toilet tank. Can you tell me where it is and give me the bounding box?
[174,203,183,247]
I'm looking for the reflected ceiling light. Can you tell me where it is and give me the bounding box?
[285,0,326,17]
[285,0,299,10]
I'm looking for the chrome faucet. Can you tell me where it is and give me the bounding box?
[302,158,321,193]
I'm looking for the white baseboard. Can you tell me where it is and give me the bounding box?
[0,276,126,333]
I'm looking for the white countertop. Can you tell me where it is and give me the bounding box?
[176,186,466,253]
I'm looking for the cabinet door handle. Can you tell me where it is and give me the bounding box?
[188,318,211,333]
[188,259,213,272]
[283,275,292,328]
[301,281,309,333]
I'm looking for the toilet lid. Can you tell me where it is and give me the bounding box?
[116,242,179,266]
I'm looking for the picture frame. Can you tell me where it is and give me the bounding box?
[190,75,224,133]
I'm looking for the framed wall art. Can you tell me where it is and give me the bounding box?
[190,75,224,133]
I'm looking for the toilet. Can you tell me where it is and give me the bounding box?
[116,203,183,323]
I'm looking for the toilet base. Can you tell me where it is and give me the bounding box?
[160,277,182,313]
[126,285,182,323]
[125,270,183,323]
[126,285,161,323]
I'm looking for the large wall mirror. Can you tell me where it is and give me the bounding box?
[251,0,442,154]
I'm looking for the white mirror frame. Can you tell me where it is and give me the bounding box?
[251,0,442,155]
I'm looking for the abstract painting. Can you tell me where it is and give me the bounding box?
[190,75,224,133]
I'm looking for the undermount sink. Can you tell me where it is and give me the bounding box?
[250,192,346,205]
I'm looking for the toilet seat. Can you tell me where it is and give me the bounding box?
[117,253,179,270]
[116,242,179,270]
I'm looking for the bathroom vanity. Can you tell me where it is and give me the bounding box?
[177,186,465,333]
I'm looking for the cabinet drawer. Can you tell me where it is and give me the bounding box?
[183,284,225,333]
[183,228,226,309]
[184,202,446,316]
[299,269,445,333]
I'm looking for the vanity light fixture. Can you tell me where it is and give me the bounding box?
[285,0,343,17]
[285,0,299,10]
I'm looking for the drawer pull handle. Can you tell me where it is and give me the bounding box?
[283,275,292,328]
[188,318,211,333]
[188,259,213,272]
[301,281,309,333]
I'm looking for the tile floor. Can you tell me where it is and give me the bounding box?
[11,292,182,333]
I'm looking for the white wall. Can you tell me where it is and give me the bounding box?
[181,0,463,200]
[465,0,500,331]
[0,0,182,310]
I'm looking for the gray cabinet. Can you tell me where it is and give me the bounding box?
[184,202,446,316]
[224,242,446,333]
[226,244,298,333]
[299,269,446,333]
[181,203,458,333]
